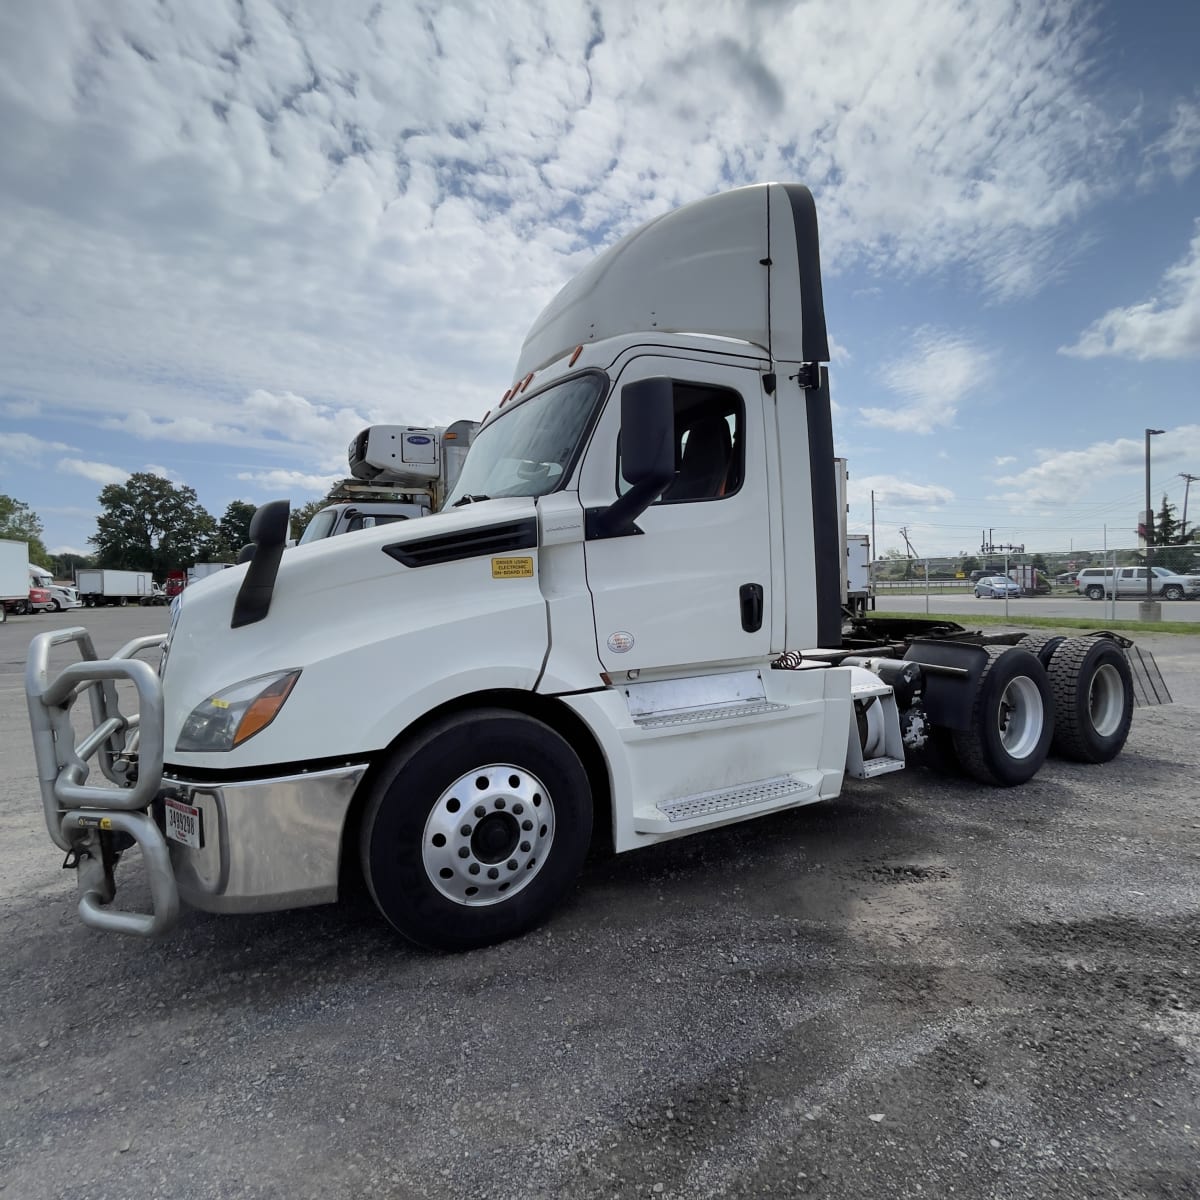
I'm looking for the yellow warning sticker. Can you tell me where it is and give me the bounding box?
[491,556,535,579]
[100,818,113,830]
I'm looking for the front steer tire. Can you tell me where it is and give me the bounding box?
[952,647,1054,787]
[359,709,593,951]
[1046,637,1133,763]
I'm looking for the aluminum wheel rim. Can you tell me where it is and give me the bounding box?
[1089,663,1124,737]
[997,676,1043,759]
[422,764,555,907]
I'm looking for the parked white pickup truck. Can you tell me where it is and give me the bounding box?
[1076,565,1200,601]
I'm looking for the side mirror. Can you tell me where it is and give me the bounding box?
[588,378,676,539]
[231,499,290,629]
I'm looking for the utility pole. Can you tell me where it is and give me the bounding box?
[870,489,876,574]
[1181,473,1198,542]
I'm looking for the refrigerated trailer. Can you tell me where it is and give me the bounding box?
[26,183,1169,951]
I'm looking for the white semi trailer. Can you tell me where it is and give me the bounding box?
[26,183,1168,950]
[1,538,29,621]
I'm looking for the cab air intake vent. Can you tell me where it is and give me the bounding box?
[383,518,537,568]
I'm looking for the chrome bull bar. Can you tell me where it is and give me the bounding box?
[26,627,176,936]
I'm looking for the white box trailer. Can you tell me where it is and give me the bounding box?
[75,569,153,608]
[0,538,29,621]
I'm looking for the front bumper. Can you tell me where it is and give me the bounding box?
[25,625,366,937]
[157,764,367,915]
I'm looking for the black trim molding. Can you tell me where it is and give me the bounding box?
[781,184,830,365]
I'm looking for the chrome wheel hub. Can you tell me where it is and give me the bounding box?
[422,765,555,906]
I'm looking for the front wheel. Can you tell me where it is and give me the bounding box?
[360,709,593,951]
[1085,585,1104,601]
[1046,637,1133,763]
[1162,585,1184,601]
[952,647,1054,786]
[49,599,62,612]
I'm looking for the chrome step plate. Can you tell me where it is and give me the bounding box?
[655,774,812,824]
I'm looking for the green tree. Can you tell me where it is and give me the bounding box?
[209,500,258,559]
[959,555,980,577]
[1030,552,1048,573]
[1153,494,1180,546]
[52,551,94,579]
[90,473,217,576]
[0,494,52,568]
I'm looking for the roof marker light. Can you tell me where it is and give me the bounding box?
[519,372,534,393]
[568,345,583,367]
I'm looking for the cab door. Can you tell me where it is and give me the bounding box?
[577,355,774,675]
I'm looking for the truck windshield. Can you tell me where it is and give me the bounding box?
[298,508,338,545]
[444,373,606,505]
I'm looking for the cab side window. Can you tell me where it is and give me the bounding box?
[619,382,744,503]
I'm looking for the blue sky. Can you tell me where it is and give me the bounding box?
[1,0,1197,560]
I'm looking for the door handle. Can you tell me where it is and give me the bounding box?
[739,583,764,633]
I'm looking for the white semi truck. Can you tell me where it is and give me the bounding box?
[296,420,478,543]
[26,183,1168,950]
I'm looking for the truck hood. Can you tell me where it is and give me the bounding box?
[162,496,548,768]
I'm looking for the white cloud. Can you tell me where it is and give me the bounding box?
[994,425,1200,508]
[860,331,991,433]
[48,544,92,557]
[143,463,183,483]
[827,334,851,364]
[0,0,1129,450]
[236,469,341,495]
[1062,224,1200,360]
[1141,96,1200,184]
[994,455,1017,466]
[0,432,73,459]
[57,458,129,486]
[847,473,954,507]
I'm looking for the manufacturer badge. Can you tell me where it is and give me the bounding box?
[607,631,635,654]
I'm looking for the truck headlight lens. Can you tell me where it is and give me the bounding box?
[176,670,301,752]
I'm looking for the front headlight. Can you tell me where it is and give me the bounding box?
[175,670,301,753]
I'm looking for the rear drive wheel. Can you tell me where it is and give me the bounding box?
[1018,631,1067,667]
[1046,637,1133,763]
[952,647,1054,786]
[360,709,593,951]
[1084,585,1104,601]
[1162,584,1184,601]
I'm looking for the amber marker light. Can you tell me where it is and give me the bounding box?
[233,671,300,747]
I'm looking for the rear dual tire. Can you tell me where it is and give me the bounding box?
[1045,638,1133,763]
[952,647,1054,787]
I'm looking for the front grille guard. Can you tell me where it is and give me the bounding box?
[26,627,178,936]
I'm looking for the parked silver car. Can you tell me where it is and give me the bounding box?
[974,575,1021,598]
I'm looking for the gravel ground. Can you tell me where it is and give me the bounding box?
[1,610,1197,1199]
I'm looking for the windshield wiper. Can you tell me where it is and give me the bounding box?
[451,494,490,507]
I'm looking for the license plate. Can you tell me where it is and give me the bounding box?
[164,798,203,849]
